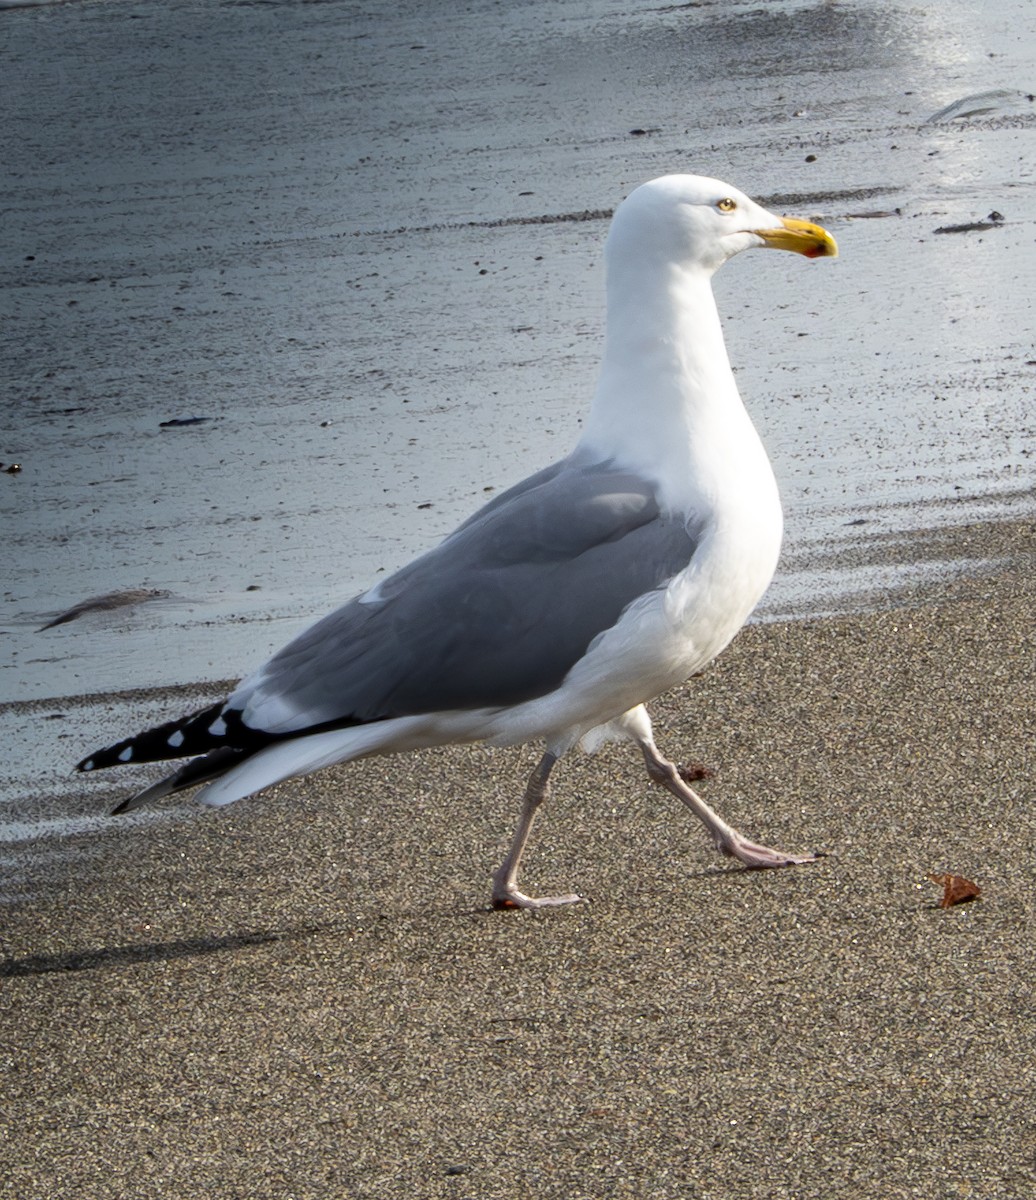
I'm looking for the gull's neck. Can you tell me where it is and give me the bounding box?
[577,257,773,516]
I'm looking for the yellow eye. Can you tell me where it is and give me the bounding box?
[717,197,737,213]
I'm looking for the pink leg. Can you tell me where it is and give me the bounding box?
[628,714,817,868]
[491,752,584,909]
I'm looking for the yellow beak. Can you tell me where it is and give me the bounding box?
[754,216,838,259]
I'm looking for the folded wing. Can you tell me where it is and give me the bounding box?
[233,458,701,733]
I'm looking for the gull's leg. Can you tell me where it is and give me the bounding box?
[491,751,583,909]
[620,706,817,869]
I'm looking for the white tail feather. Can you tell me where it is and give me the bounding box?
[194,715,434,807]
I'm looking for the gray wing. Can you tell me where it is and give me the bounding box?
[230,458,701,733]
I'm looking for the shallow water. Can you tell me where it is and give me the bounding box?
[2,0,1034,708]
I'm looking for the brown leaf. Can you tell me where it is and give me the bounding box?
[927,872,982,909]
[678,761,716,783]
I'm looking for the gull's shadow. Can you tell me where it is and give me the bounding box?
[1,923,333,979]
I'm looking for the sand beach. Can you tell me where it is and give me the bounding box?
[2,529,1035,1198]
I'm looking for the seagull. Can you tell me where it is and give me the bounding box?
[79,174,837,909]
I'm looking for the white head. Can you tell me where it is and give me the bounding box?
[583,174,837,484]
[606,174,837,277]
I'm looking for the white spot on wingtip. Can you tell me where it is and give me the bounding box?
[82,758,94,771]
[209,716,227,737]
[118,746,134,763]
[168,729,185,748]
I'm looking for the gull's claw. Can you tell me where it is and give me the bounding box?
[491,887,584,910]
[718,833,819,869]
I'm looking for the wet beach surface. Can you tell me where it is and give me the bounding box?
[1,0,1035,1195]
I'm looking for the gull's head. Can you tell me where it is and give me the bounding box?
[607,174,837,276]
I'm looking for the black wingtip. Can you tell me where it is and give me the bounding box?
[75,700,232,777]
[109,776,172,815]
[107,747,247,817]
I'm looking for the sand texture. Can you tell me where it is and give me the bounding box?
[2,523,1034,1199]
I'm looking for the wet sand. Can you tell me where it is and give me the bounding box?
[4,0,1036,702]
[2,518,1034,1199]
